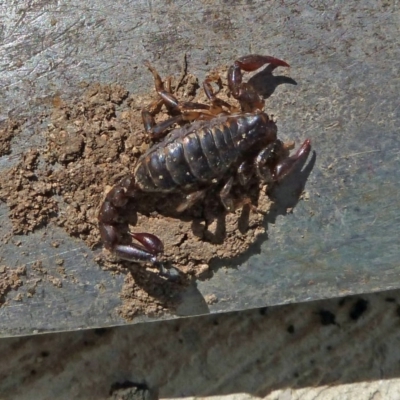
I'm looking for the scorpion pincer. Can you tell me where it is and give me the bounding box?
[98,55,311,270]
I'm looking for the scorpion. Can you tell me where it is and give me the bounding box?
[98,54,311,270]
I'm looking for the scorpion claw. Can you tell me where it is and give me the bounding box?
[274,139,311,180]
[228,54,290,112]
[235,54,290,71]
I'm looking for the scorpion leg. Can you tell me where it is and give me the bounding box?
[220,177,235,211]
[142,97,212,140]
[144,61,215,123]
[203,72,239,115]
[176,189,207,213]
[142,92,188,140]
[228,54,290,112]
[98,177,164,264]
[237,161,254,186]
[141,78,190,140]
[220,176,257,213]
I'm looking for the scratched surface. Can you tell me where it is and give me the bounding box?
[0,0,399,336]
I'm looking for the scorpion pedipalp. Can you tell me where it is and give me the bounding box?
[274,139,312,181]
[228,54,290,112]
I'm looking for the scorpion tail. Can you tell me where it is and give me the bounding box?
[98,179,164,265]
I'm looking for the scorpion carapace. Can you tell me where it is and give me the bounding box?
[98,55,311,269]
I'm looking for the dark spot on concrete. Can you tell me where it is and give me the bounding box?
[94,328,108,336]
[40,351,49,357]
[259,307,268,316]
[318,309,337,326]
[338,297,347,307]
[349,298,368,320]
[396,305,400,318]
[287,325,295,334]
[385,297,396,303]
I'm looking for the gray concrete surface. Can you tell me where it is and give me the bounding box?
[0,0,399,335]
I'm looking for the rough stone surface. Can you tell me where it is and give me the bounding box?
[0,0,399,334]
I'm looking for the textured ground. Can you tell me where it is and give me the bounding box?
[1,288,400,399]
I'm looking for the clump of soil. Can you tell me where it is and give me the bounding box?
[0,119,23,156]
[0,62,296,319]
[0,265,26,305]
[0,149,58,234]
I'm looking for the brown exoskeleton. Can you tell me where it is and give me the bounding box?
[98,55,311,270]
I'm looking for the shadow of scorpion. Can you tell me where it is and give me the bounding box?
[98,54,311,275]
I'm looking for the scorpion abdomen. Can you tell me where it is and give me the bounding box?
[134,113,277,192]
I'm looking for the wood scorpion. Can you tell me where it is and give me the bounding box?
[98,55,311,272]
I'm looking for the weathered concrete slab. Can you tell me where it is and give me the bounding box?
[0,0,399,336]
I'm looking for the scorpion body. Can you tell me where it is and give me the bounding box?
[98,55,311,269]
[135,113,277,193]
